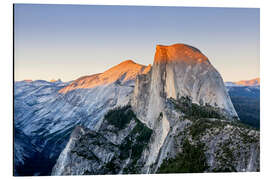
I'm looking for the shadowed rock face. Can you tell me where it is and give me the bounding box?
[51,107,153,175]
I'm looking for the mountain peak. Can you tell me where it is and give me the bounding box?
[102,59,149,77]
[119,59,136,65]
[155,43,209,64]
[133,43,238,128]
[50,78,62,83]
[59,60,151,93]
[235,78,260,86]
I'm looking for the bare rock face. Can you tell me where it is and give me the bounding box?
[132,43,239,171]
[133,44,237,125]
[51,106,153,175]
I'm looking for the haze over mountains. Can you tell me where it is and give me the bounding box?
[22,77,260,88]
[14,44,260,176]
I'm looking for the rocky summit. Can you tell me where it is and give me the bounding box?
[50,44,259,175]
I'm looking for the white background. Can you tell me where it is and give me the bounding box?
[0,0,269,179]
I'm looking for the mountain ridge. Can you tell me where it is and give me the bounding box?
[59,60,151,93]
[225,78,260,87]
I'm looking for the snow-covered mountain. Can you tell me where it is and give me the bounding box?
[51,44,259,175]
[225,82,241,87]
[235,78,260,86]
[225,78,260,87]
[14,60,150,175]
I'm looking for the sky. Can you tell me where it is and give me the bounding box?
[14,4,260,82]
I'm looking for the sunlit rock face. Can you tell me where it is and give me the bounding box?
[132,43,238,171]
[59,60,151,94]
[154,44,208,63]
[156,44,237,117]
[133,43,238,125]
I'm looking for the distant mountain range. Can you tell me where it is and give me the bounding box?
[225,78,260,87]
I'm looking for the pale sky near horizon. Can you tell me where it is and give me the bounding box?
[14,4,260,82]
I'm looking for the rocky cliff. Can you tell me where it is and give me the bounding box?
[132,44,238,126]
[52,43,259,175]
[131,44,239,171]
[52,106,153,175]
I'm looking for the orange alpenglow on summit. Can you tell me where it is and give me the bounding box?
[23,79,33,82]
[235,78,260,86]
[154,44,209,64]
[58,60,151,94]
